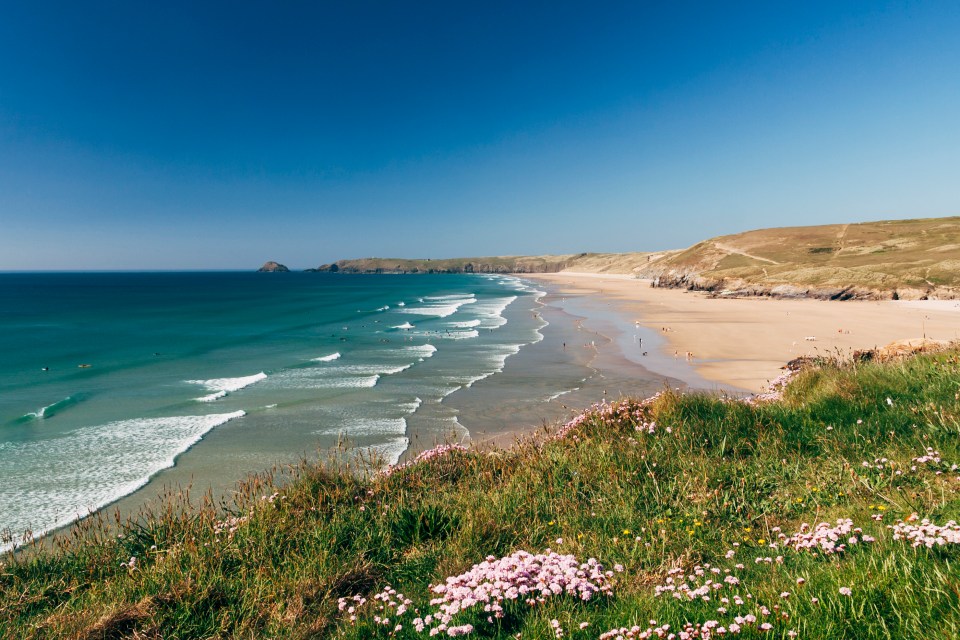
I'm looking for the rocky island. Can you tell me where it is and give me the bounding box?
[257,261,290,273]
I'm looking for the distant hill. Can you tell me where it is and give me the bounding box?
[306,216,960,300]
[310,254,646,274]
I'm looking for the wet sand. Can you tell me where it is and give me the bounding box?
[447,288,695,448]
[526,272,960,392]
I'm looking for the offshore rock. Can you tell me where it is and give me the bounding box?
[257,261,290,273]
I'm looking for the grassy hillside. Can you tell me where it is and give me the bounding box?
[311,216,960,298]
[3,350,960,638]
[640,216,960,299]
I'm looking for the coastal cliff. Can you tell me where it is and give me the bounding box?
[312,255,588,274]
[299,215,960,300]
[633,216,960,300]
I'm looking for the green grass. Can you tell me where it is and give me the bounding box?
[645,216,960,295]
[3,351,960,638]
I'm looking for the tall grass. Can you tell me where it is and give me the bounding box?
[2,351,959,638]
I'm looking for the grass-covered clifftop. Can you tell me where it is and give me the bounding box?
[311,216,960,299]
[311,254,649,275]
[3,351,960,638]
[312,253,666,275]
[641,216,960,300]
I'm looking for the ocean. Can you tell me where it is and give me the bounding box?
[0,272,556,552]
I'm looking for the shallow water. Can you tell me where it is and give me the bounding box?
[1,272,699,553]
[0,272,546,551]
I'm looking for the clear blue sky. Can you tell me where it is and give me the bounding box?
[1,1,958,270]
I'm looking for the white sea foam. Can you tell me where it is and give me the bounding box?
[364,437,410,467]
[396,301,406,307]
[410,328,479,340]
[399,293,476,318]
[443,329,480,340]
[547,387,580,401]
[315,413,412,467]
[196,390,228,402]
[393,322,415,330]
[317,417,407,438]
[426,294,472,301]
[472,296,516,329]
[0,410,246,554]
[267,359,415,391]
[272,372,382,390]
[439,383,464,399]
[432,342,526,396]
[405,344,437,359]
[24,404,54,420]
[313,352,341,362]
[463,371,495,388]
[461,344,523,387]
[376,305,390,311]
[531,315,548,344]
[326,375,381,389]
[403,397,424,413]
[330,364,413,376]
[21,395,82,421]
[449,319,481,328]
[188,372,267,402]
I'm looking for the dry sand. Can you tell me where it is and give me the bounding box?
[527,272,960,393]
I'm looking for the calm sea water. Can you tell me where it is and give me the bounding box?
[0,272,546,551]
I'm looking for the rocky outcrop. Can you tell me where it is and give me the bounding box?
[257,261,290,273]
[854,339,952,363]
[644,268,958,301]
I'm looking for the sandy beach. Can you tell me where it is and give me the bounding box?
[527,272,960,393]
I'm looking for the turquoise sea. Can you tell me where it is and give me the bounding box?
[0,272,552,552]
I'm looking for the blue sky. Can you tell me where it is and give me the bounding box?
[1,1,958,270]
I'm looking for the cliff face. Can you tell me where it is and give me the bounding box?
[257,261,290,273]
[291,216,960,300]
[312,255,587,274]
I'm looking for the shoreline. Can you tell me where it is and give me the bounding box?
[11,268,959,559]
[13,277,656,555]
[445,283,690,449]
[17,270,960,556]
[525,272,960,392]
[13,275,687,555]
